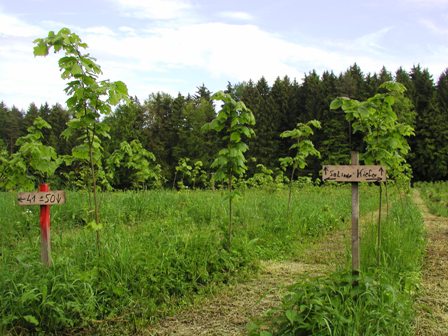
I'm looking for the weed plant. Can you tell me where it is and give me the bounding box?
[249,192,425,336]
[0,185,379,334]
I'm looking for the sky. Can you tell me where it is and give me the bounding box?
[1,0,448,110]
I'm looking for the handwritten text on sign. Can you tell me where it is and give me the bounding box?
[322,165,386,182]
[18,191,66,206]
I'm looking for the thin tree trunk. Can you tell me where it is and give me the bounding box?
[377,182,383,266]
[228,175,233,250]
[88,129,101,252]
[385,181,389,220]
[287,167,296,213]
[172,170,178,190]
[351,152,360,282]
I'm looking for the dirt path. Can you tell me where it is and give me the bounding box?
[143,224,350,335]
[413,190,448,336]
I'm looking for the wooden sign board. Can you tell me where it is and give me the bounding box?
[17,190,66,206]
[322,165,386,182]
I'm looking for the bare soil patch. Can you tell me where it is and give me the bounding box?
[413,190,448,336]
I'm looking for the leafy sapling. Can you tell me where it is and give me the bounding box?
[330,81,414,265]
[247,164,274,188]
[7,117,61,190]
[174,157,193,190]
[202,91,255,249]
[279,120,321,212]
[190,160,207,189]
[34,28,129,249]
[107,140,161,190]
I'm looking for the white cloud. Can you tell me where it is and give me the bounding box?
[0,11,65,108]
[84,26,116,36]
[118,26,137,36]
[0,42,66,109]
[0,12,45,37]
[353,27,392,53]
[80,21,390,89]
[111,0,193,20]
[81,23,305,82]
[219,11,254,21]
[420,19,448,36]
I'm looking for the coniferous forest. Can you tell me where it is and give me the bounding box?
[1,63,447,190]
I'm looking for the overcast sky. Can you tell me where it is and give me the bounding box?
[1,0,447,110]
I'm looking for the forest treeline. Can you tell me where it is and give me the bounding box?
[1,63,447,189]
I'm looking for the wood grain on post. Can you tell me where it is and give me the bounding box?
[351,151,360,275]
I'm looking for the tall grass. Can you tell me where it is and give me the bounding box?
[415,181,448,217]
[249,191,425,336]
[0,185,379,334]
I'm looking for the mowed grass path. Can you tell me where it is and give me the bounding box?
[413,190,448,336]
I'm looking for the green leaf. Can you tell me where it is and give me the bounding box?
[330,98,343,110]
[87,221,103,231]
[33,40,49,56]
[285,309,298,324]
[23,315,39,326]
[230,132,241,142]
[72,144,90,160]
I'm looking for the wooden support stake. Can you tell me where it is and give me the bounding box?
[39,183,52,267]
[351,151,360,275]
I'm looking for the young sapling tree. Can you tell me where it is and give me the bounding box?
[190,160,207,189]
[107,140,162,190]
[173,157,193,190]
[330,81,414,265]
[202,91,255,249]
[34,28,129,249]
[279,120,321,212]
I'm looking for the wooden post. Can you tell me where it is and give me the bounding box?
[39,183,52,267]
[351,151,360,275]
[322,157,386,278]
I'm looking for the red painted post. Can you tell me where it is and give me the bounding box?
[39,183,52,266]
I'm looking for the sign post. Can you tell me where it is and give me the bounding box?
[351,152,360,275]
[322,152,386,276]
[17,184,65,267]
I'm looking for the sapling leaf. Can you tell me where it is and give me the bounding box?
[230,132,241,142]
[33,40,49,56]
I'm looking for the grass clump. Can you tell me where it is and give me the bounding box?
[249,271,413,336]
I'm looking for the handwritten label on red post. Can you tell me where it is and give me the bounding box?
[17,190,66,206]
